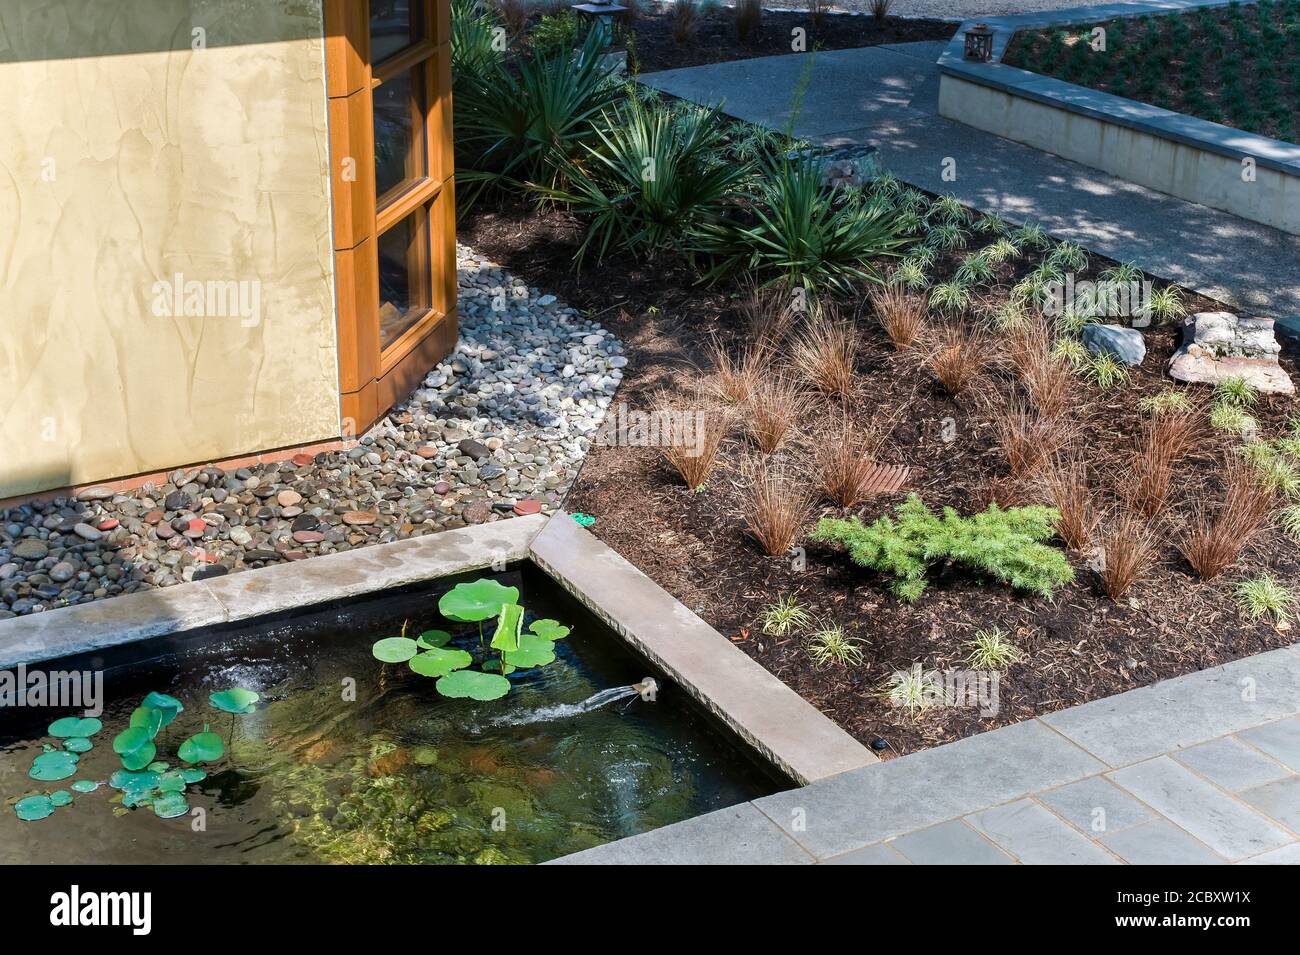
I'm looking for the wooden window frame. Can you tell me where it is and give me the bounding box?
[325,0,457,434]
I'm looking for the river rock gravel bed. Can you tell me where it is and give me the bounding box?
[0,246,621,619]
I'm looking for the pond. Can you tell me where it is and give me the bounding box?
[0,565,782,864]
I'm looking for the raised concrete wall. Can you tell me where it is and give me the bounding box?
[0,0,340,498]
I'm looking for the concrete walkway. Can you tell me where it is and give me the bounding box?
[640,44,1300,321]
[554,644,1300,864]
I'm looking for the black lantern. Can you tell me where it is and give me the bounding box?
[964,23,995,62]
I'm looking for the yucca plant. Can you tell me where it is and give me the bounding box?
[698,154,907,294]
[451,0,507,86]
[550,99,749,263]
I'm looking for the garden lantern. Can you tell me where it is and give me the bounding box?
[964,23,995,62]
[572,1,628,50]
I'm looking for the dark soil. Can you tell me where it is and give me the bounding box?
[459,192,1300,759]
[621,10,957,73]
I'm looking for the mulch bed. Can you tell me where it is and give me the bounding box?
[615,10,955,73]
[459,192,1300,759]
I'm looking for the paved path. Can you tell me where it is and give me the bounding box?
[554,644,1300,864]
[641,44,1300,321]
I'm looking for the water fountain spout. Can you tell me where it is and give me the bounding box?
[632,677,658,701]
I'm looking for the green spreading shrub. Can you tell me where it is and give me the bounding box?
[811,494,1074,602]
[530,11,581,56]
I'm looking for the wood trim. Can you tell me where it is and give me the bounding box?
[327,91,377,251]
[376,309,459,412]
[335,236,380,393]
[376,176,441,235]
[323,0,370,98]
[373,38,438,83]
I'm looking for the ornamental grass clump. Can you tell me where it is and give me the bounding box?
[744,458,810,556]
[811,494,1074,603]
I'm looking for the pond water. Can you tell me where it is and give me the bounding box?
[0,565,782,864]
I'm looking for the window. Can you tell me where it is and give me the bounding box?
[325,0,456,431]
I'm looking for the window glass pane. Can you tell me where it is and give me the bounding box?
[373,69,425,200]
[370,0,420,64]
[378,210,430,349]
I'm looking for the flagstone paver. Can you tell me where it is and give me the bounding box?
[554,644,1300,865]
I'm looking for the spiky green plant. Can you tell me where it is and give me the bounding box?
[1279,503,1300,541]
[1056,307,1093,337]
[759,595,813,636]
[908,244,938,268]
[1138,389,1194,416]
[806,625,867,667]
[1101,261,1143,284]
[929,281,973,313]
[1049,240,1088,271]
[1084,353,1128,388]
[897,187,929,212]
[1012,222,1050,249]
[1236,573,1295,623]
[1147,285,1187,323]
[927,222,969,251]
[983,237,1021,264]
[882,664,943,717]
[930,193,969,225]
[991,300,1030,332]
[892,260,927,290]
[1210,401,1257,437]
[955,253,996,286]
[1051,337,1089,368]
[966,627,1023,670]
[1215,375,1258,408]
[974,212,1012,235]
[811,494,1074,602]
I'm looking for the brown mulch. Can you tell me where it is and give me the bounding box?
[459,193,1300,759]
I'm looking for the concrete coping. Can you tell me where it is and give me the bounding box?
[0,511,876,786]
[936,0,1300,177]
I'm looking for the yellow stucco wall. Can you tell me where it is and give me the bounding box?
[0,0,339,498]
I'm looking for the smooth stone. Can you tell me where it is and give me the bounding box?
[416,447,439,459]
[97,518,119,531]
[1082,323,1146,365]
[463,502,492,524]
[277,490,302,507]
[73,523,102,542]
[164,491,191,511]
[193,564,229,581]
[342,510,378,526]
[48,562,77,583]
[292,530,325,544]
[512,499,542,516]
[12,540,49,561]
[77,487,116,501]
[458,438,490,461]
[291,514,320,532]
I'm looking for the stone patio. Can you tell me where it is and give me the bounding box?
[553,644,1300,864]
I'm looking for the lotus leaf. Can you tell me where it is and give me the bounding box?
[491,603,525,653]
[178,725,224,764]
[416,629,452,649]
[152,792,189,819]
[434,669,512,701]
[47,716,102,738]
[209,687,260,714]
[529,619,571,641]
[179,768,207,784]
[71,780,99,794]
[129,706,164,738]
[157,771,187,794]
[503,633,556,669]
[437,579,519,623]
[15,794,54,821]
[64,737,93,754]
[141,691,184,726]
[372,637,419,663]
[112,726,157,771]
[408,646,473,678]
[29,751,78,781]
[109,770,161,793]
[48,790,72,807]
[147,761,169,772]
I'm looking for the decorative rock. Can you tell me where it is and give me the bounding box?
[433,481,451,495]
[72,523,102,542]
[277,490,302,507]
[292,530,325,544]
[48,562,77,583]
[458,438,490,461]
[1082,323,1146,365]
[463,502,492,524]
[164,491,191,511]
[415,446,439,459]
[193,564,229,581]
[1168,312,1294,394]
[342,510,377,526]
[12,540,49,561]
[97,518,120,531]
[292,453,315,467]
[77,487,116,501]
[512,499,542,516]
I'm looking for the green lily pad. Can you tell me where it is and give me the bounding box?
[210,688,259,714]
[179,768,207,784]
[147,761,169,772]
[15,795,54,821]
[129,706,164,739]
[112,726,157,771]
[71,780,100,794]
[29,751,79,781]
[47,716,102,738]
[408,646,473,678]
[141,691,184,726]
[152,791,189,819]
[109,770,161,793]
[123,790,155,809]
[178,725,224,764]
[157,771,187,794]
[371,637,419,663]
[491,602,525,654]
[438,579,519,623]
[416,629,453,649]
[434,669,512,701]
[63,737,93,754]
[529,619,571,641]
[503,633,556,669]
[48,790,72,807]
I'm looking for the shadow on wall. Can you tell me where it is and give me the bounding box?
[0,0,330,62]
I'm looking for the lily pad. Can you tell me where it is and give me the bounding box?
[129,706,164,739]
[63,737,93,754]
[434,669,512,701]
[71,780,100,794]
[491,603,525,654]
[529,619,571,641]
[29,751,79,781]
[178,725,224,765]
[152,791,189,819]
[503,633,557,669]
[210,687,260,714]
[48,790,72,807]
[179,768,207,784]
[112,726,157,771]
[438,579,519,623]
[15,795,54,821]
[109,769,161,793]
[47,716,102,738]
[147,761,170,772]
[372,637,419,663]
[157,771,187,794]
[141,691,184,726]
[408,646,473,678]
[416,629,452,649]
